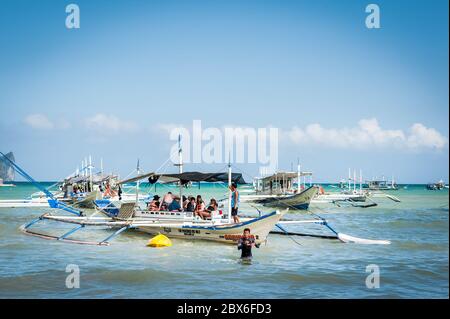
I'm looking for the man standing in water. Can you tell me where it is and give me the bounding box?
[237,228,259,259]
[230,182,240,223]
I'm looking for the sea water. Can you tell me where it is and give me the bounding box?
[0,183,448,298]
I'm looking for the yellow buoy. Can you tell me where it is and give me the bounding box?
[147,233,172,248]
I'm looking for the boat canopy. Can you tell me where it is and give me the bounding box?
[118,172,155,185]
[148,172,246,185]
[65,173,117,184]
[257,171,312,183]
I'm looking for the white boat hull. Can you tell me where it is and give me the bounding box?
[22,210,284,245]
[312,193,366,204]
[133,211,283,244]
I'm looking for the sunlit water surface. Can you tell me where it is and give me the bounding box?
[0,183,448,298]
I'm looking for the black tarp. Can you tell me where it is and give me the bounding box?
[148,172,246,185]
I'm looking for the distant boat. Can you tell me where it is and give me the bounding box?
[0,178,15,187]
[242,170,318,210]
[364,180,398,191]
[242,185,319,210]
[426,180,446,190]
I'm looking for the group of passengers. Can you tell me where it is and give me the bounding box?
[147,192,219,220]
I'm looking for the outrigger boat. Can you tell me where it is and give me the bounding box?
[364,178,398,191]
[314,169,370,206]
[426,180,447,190]
[14,163,284,245]
[2,148,391,246]
[242,166,319,210]
[0,178,15,187]
[0,155,148,208]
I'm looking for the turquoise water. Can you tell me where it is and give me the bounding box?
[0,183,448,298]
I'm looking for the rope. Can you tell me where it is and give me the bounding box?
[275,223,303,246]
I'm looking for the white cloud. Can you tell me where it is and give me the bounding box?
[84,114,138,134]
[24,114,72,130]
[153,123,186,134]
[407,123,448,149]
[153,119,448,152]
[284,118,447,151]
[24,114,54,130]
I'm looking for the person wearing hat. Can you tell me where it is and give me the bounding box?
[148,195,161,211]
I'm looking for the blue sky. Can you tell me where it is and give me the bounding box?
[0,0,448,183]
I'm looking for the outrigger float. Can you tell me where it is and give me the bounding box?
[1,150,391,247]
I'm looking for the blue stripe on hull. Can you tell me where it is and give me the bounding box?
[94,200,119,217]
[184,211,278,230]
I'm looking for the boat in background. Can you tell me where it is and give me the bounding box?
[364,178,398,191]
[313,169,370,205]
[0,178,15,187]
[241,164,319,210]
[0,155,139,208]
[243,185,319,210]
[426,180,447,190]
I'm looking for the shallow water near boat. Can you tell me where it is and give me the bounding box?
[0,183,448,298]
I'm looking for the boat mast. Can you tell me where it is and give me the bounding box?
[100,157,103,180]
[353,169,356,192]
[297,158,301,193]
[360,169,362,193]
[135,159,140,204]
[228,153,232,224]
[84,157,88,191]
[348,168,351,189]
[176,134,183,210]
[89,155,93,192]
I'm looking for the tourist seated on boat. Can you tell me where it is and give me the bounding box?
[182,195,188,209]
[168,198,182,212]
[195,196,207,218]
[186,196,196,212]
[160,192,174,210]
[197,198,218,220]
[206,198,218,212]
[148,195,160,211]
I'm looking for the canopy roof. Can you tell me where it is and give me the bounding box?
[118,172,155,185]
[65,173,117,184]
[257,171,312,183]
[148,172,246,185]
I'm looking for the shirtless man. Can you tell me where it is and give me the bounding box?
[160,192,174,210]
